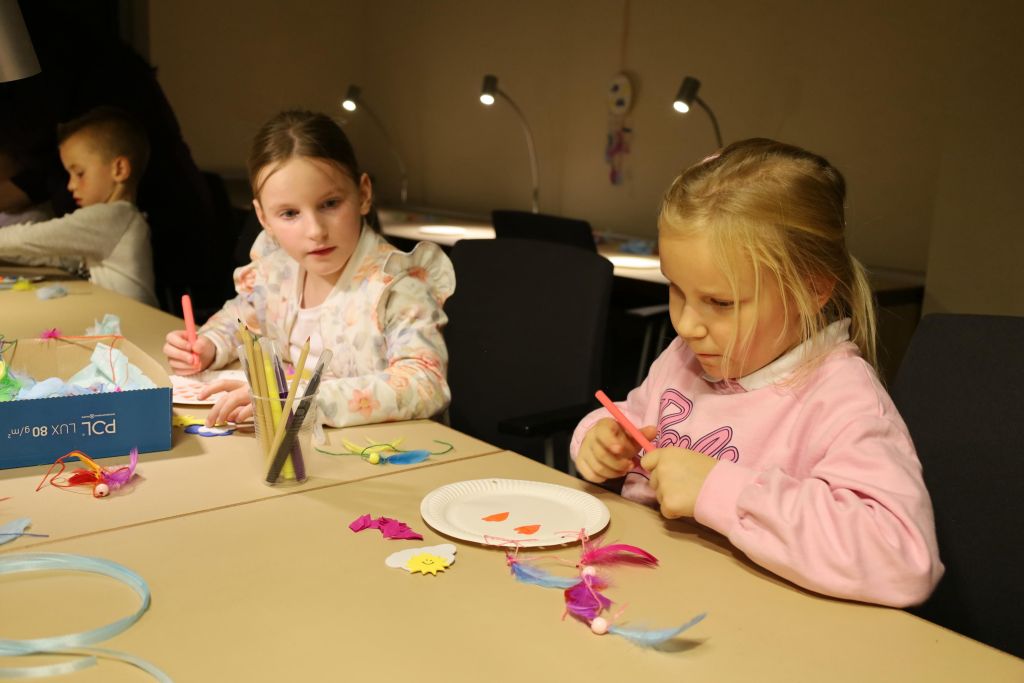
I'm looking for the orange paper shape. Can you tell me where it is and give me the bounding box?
[482,512,510,522]
[514,524,541,535]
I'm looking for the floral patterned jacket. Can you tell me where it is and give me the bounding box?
[199,227,455,427]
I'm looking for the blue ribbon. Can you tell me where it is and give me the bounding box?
[0,553,172,681]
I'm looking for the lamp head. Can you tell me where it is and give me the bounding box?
[0,0,41,83]
[342,85,361,112]
[480,74,498,106]
[672,76,701,114]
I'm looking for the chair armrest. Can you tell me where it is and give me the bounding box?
[497,403,595,438]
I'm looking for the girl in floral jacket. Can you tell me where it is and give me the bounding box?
[163,110,454,428]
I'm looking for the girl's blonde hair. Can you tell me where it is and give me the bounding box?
[248,109,380,231]
[660,138,878,376]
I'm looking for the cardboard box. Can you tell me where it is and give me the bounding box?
[1,337,172,469]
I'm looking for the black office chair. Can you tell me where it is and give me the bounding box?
[491,210,596,251]
[890,313,1024,657]
[444,238,613,470]
[492,208,669,389]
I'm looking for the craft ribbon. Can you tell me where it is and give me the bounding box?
[0,552,172,681]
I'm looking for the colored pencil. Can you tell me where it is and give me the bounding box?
[266,348,332,484]
[264,339,310,482]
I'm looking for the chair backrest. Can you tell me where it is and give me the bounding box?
[444,238,613,461]
[491,210,596,252]
[890,313,1024,657]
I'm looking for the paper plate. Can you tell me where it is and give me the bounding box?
[420,478,610,548]
[170,370,246,406]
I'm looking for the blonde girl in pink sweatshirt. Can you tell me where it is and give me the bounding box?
[572,139,942,607]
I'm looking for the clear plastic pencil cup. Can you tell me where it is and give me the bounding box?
[251,390,319,486]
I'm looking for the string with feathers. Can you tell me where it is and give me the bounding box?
[506,533,706,647]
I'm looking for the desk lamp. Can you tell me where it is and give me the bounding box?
[0,0,40,83]
[342,85,409,204]
[672,76,723,149]
[480,74,539,213]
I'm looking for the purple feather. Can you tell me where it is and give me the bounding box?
[564,577,611,622]
[104,447,138,489]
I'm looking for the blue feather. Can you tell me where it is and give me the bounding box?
[0,518,31,546]
[608,612,707,647]
[510,561,579,589]
[384,450,431,465]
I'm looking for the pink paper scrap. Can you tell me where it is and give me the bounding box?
[349,514,424,540]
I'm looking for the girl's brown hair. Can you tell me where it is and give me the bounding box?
[248,110,380,231]
[660,138,878,376]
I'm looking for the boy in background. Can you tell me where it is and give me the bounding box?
[0,106,157,306]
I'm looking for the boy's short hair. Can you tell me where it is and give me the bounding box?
[57,106,150,185]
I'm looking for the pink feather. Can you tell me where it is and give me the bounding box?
[579,542,658,568]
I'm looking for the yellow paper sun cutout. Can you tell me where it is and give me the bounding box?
[405,552,450,576]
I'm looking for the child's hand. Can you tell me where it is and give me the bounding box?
[204,382,253,427]
[640,448,718,518]
[576,418,657,483]
[163,330,215,375]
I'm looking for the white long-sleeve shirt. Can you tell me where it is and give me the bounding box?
[0,201,157,306]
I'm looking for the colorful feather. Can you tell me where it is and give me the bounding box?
[104,448,138,489]
[508,559,579,589]
[0,518,31,545]
[35,448,139,496]
[608,613,707,647]
[384,449,431,465]
[579,542,658,568]
[564,576,612,622]
[67,471,100,486]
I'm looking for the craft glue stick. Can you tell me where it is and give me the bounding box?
[181,294,200,370]
[594,390,655,452]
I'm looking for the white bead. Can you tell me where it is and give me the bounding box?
[590,617,609,635]
[93,483,110,498]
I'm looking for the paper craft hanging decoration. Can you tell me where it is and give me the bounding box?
[386,544,457,576]
[318,437,453,465]
[605,72,634,185]
[35,448,139,498]
[506,534,706,647]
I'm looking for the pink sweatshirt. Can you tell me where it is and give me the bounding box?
[571,321,943,607]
